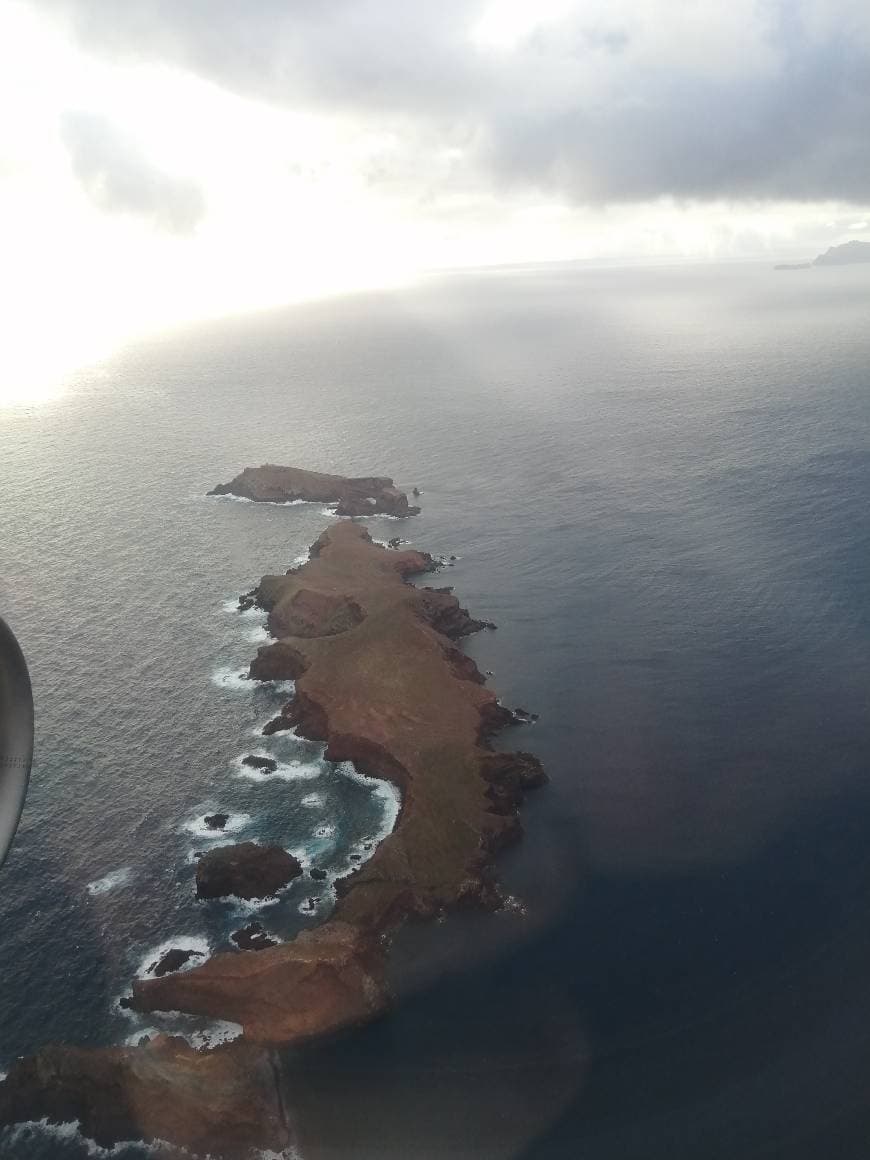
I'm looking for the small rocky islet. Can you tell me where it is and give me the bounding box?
[208,463,420,517]
[195,841,302,900]
[148,947,205,977]
[231,922,278,951]
[0,464,546,1157]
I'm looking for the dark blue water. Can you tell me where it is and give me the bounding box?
[2,260,870,1157]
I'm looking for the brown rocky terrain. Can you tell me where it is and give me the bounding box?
[0,518,544,1156]
[195,841,302,900]
[208,463,420,517]
[131,521,544,1042]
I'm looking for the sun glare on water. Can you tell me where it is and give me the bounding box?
[0,309,117,409]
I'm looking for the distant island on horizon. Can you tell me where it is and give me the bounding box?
[775,239,870,270]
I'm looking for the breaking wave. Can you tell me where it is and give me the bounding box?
[86,868,133,897]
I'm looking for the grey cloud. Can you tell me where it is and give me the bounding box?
[37,1,870,205]
[41,1,484,115]
[484,21,870,203]
[61,112,205,232]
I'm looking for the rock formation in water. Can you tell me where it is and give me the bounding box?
[195,842,302,900]
[241,753,278,771]
[208,464,420,517]
[149,947,204,977]
[231,921,278,951]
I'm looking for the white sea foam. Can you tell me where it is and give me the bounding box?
[286,842,314,864]
[187,1020,244,1049]
[136,936,210,980]
[246,623,272,644]
[124,1011,244,1054]
[2,1113,280,1159]
[182,811,251,841]
[221,596,264,620]
[338,762,402,833]
[0,1119,160,1156]
[125,1027,160,1046]
[372,537,408,548]
[212,667,294,694]
[86,867,132,897]
[210,493,310,507]
[335,511,407,522]
[500,894,528,916]
[211,665,252,691]
[300,792,324,808]
[234,755,322,782]
[227,893,285,915]
[251,717,297,739]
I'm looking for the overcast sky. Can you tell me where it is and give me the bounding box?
[2,0,869,400]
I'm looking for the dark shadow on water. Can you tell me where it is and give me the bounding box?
[281,788,870,1160]
[524,788,870,1160]
[0,847,143,1158]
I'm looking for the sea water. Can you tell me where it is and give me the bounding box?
[2,261,870,1158]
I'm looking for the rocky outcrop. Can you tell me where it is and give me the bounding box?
[241,754,277,772]
[195,843,302,900]
[203,812,229,831]
[0,1037,289,1158]
[148,947,204,977]
[208,464,420,517]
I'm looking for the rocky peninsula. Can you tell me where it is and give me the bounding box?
[130,521,544,1043]
[208,463,420,517]
[0,512,545,1156]
[195,842,302,900]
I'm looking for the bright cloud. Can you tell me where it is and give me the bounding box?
[2,0,869,404]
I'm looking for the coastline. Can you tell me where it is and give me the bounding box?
[0,504,545,1156]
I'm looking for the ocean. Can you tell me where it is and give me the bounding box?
[1,260,870,1157]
